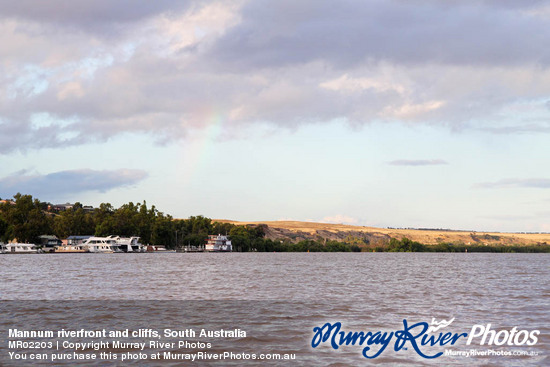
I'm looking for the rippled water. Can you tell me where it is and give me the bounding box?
[0,253,548,366]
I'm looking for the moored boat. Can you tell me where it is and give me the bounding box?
[0,243,39,254]
[109,236,146,252]
[148,245,176,253]
[81,237,116,253]
[205,234,232,252]
[54,244,88,253]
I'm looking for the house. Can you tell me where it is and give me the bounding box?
[82,206,95,213]
[47,203,95,212]
[38,235,62,252]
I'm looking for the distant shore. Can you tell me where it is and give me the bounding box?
[216,220,550,248]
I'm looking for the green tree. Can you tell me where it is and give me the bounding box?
[110,202,139,236]
[0,216,8,242]
[136,201,154,244]
[54,206,95,238]
[94,203,115,236]
[187,215,212,235]
[212,221,234,236]
[229,226,251,252]
[182,233,208,248]
[3,194,52,243]
[151,214,174,247]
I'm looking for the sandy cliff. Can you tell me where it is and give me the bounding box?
[215,220,550,246]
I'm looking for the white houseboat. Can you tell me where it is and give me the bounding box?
[205,235,232,252]
[66,235,92,245]
[0,243,39,254]
[109,236,146,253]
[81,237,117,253]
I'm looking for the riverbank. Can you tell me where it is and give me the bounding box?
[216,220,550,248]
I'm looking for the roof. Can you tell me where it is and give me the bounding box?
[67,235,92,240]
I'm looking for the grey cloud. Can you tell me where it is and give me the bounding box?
[0,169,148,198]
[388,159,448,166]
[1,0,550,153]
[475,178,550,189]
[0,118,85,154]
[476,0,545,9]
[0,1,193,29]
[481,124,550,134]
[208,0,550,71]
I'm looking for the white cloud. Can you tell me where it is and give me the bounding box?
[57,82,85,100]
[475,178,550,189]
[384,100,446,119]
[388,159,448,166]
[153,1,243,55]
[320,215,359,225]
[320,74,407,94]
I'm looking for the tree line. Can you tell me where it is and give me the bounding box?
[1,194,548,252]
[0,193,362,252]
[373,237,550,253]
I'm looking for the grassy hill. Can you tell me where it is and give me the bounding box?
[215,220,550,247]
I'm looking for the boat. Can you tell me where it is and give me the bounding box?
[66,235,92,245]
[0,243,39,254]
[54,244,88,253]
[180,244,205,252]
[108,236,146,252]
[147,245,176,253]
[205,234,232,252]
[81,237,116,253]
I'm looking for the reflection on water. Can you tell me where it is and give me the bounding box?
[0,253,548,366]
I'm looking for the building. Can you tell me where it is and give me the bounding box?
[38,235,62,253]
[47,203,95,212]
[82,206,95,213]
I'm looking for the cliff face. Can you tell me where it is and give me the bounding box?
[257,225,390,245]
[216,220,550,246]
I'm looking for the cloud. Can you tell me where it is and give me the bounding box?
[209,0,550,70]
[480,123,550,134]
[0,169,148,198]
[474,178,550,189]
[2,0,550,153]
[0,1,194,32]
[388,159,448,166]
[320,215,359,225]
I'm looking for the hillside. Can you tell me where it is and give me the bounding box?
[215,220,550,247]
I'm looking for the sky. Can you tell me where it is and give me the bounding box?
[1,0,550,232]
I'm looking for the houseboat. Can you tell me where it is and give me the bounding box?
[205,235,232,252]
[66,235,92,245]
[109,236,146,253]
[54,244,88,253]
[81,237,116,253]
[0,243,39,254]
[38,235,62,253]
[147,245,176,253]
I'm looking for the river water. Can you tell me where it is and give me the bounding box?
[0,253,548,366]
